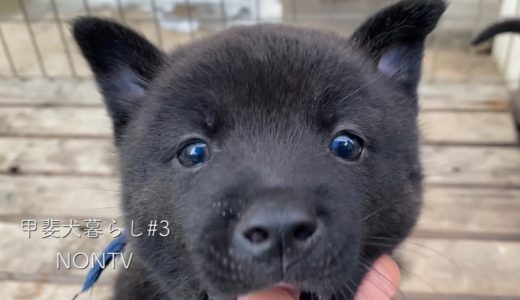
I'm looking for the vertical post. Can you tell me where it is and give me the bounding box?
[18,0,48,77]
[0,25,18,77]
[255,0,261,23]
[50,0,77,77]
[219,0,228,28]
[82,0,92,16]
[290,0,298,25]
[185,0,195,40]
[150,0,164,47]
[428,32,439,83]
[503,0,520,87]
[464,0,484,83]
[116,0,126,23]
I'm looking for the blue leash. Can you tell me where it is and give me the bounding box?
[72,233,128,300]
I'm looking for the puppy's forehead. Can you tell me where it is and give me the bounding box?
[151,25,372,129]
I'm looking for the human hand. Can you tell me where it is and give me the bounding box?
[238,255,400,300]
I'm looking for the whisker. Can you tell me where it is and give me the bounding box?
[330,282,342,300]
[360,247,439,293]
[362,254,438,294]
[343,279,362,300]
[342,280,356,300]
[336,73,384,104]
[362,241,441,262]
[148,287,161,300]
[358,258,406,300]
[360,205,387,222]
[364,236,461,272]
[399,264,438,293]
[360,200,399,222]
[333,278,353,300]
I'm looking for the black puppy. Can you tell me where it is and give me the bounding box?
[73,0,445,299]
[472,19,520,45]
[472,20,520,130]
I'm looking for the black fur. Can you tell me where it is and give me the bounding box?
[472,19,520,45]
[352,0,446,89]
[72,0,445,299]
[72,17,166,140]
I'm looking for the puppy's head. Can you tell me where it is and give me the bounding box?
[73,0,445,298]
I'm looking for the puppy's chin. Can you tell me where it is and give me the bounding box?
[196,247,363,300]
[235,283,326,300]
[208,284,353,300]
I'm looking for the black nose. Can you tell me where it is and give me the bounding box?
[234,202,321,259]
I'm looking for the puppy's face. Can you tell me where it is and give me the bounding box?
[74,1,445,299]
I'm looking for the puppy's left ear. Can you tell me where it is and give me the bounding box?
[351,0,446,90]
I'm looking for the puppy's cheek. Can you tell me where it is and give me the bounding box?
[291,211,364,289]
[188,218,232,268]
[303,232,364,296]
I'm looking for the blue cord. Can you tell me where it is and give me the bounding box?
[72,233,128,300]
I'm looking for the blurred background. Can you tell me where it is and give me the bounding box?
[0,0,519,299]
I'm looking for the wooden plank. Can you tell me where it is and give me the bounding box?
[422,48,502,83]
[2,175,520,240]
[2,283,520,300]
[403,292,520,300]
[422,146,520,187]
[511,91,520,126]
[0,79,509,111]
[2,285,519,300]
[418,187,520,236]
[0,223,118,280]
[0,138,116,175]
[411,229,520,242]
[420,111,518,145]
[419,83,510,111]
[1,221,519,298]
[0,175,119,218]
[0,281,111,300]
[0,79,100,107]
[0,108,518,144]
[399,238,520,297]
[0,107,111,137]
[2,139,520,186]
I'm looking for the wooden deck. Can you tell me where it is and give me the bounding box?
[0,76,519,300]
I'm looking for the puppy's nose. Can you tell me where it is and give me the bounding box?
[234,202,321,259]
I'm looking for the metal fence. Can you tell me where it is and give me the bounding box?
[0,0,515,84]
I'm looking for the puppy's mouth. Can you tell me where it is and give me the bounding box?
[201,283,334,300]
[249,292,325,300]
[235,284,331,300]
[238,292,328,300]
[202,290,330,300]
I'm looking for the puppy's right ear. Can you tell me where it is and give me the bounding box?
[351,0,446,91]
[72,17,166,141]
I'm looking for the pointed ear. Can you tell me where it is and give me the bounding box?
[351,0,446,90]
[72,17,166,140]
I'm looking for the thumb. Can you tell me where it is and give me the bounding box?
[354,255,401,300]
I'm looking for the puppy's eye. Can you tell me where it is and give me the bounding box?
[177,141,210,167]
[329,133,363,161]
